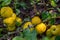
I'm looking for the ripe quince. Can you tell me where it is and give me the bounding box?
[3,13,16,25]
[46,25,60,36]
[50,25,60,35]
[1,7,13,18]
[35,23,46,34]
[31,16,41,25]
[23,22,34,31]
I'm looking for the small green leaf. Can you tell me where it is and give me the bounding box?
[30,0,35,5]
[48,18,55,25]
[54,0,59,3]
[23,28,31,40]
[42,37,50,40]
[56,13,60,18]
[2,0,12,6]
[36,0,40,2]
[16,9,20,15]
[31,30,37,40]
[23,28,31,37]
[50,0,57,7]
[16,22,21,26]
[42,11,48,20]
[0,33,3,37]
[42,11,52,20]
[30,0,40,5]
[23,28,37,40]
[20,2,27,9]
[12,36,24,40]
[57,8,60,12]
[55,35,60,40]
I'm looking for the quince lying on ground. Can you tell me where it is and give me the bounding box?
[1,7,13,18]
[23,22,34,31]
[35,23,46,34]
[46,25,60,36]
[31,16,41,25]
[50,25,60,35]
[3,13,16,26]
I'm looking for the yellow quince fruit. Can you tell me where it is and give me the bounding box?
[50,25,59,35]
[1,7,13,18]
[31,16,41,25]
[23,22,34,31]
[3,13,16,25]
[35,23,46,34]
[46,25,60,36]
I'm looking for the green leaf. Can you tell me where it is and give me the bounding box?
[2,0,11,6]
[54,0,59,3]
[0,33,3,37]
[56,13,60,18]
[15,22,21,26]
[23,28,37,40]
[23,28,31,40]
[36,0,40,2]
[16,9,20,15]
[48,18,55,25]
[23,28,31,37]
[42,37,50,40]
[30,0,40,5]
[42,11,52,20]
[12,36,24,40]
[31,30,37,40]
[20,2,27,9]
[55,35,60,40]
[57,8,60,12]
[50,0,57,7]
[52,13,57,18]
[30,0,35,5]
